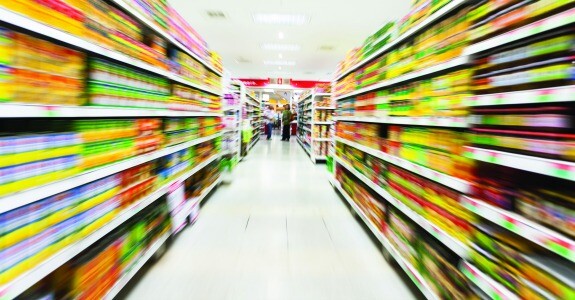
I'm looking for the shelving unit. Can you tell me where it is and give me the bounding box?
[329,178,440,300]
[0,7,221,98]
[296,92,334,163]
[240,88,261,159]
[331,1,575,299]
[334,155,470,258]
[0,1,226,299]
[221,81,243,163]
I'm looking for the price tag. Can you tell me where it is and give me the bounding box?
[43,106,58,117]
[546,238,571,259]
[502,216,518,232]
[487,153,498,164]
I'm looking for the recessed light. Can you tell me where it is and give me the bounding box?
[278,32,284,39]
[264,60,296,66]
[319,45,335,51]
[253,13,309,25]
[206,10,226,19]
[261,43,300,51]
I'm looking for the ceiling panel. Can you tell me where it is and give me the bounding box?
[169,0,410,80]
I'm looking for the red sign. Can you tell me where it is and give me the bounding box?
[238,78,269,87]
[236,78,329,89]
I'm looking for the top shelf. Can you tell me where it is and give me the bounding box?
[333,0,468,82]
[110,0,222,77]
[0,8,222,96]
[0,104,222,118]
[246,93,260,104]
[464,7,575,56]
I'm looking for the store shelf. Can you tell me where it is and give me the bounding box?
[315,156,327,161]
[223,105,242,111]
[302,126,312,132]
[313,138,332,142]
[246,93,260,104]
[109,0,222,76]
[0,153,220,299]
[334,115,469,128]
[248,136,260,151]
[314,93,331,97]
[195,176,222,206]
[467,85,575,107]
[0,133,222,214]
[0,8,221,96]
[460,261,519,300]
[333,0,469,82]
[222,127,239,133]
[464,147,575,182]
[0,103,222,118]
[315,107,336,110]
[314,121,333,125]
[331,179,440,300]
[334,155,470,259]
[103,232,171,300]
[334,55,469,100]
[297,137,312,156]
[460,196,575,263]
[336,137,470,193]
[464,7,575,55]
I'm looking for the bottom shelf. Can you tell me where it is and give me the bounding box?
[460,261,519,300]
[104,232,171,299]
[194,176,222,206]
[331,179,439,300]
[248,136,260,151]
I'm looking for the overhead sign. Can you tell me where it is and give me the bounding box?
[236,78,329,89]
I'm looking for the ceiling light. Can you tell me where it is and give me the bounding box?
[261,43,300,51]
[264,60,295,66]
[278,53,283,58]
[278,32,284,39]
[206,10,226,19]
[264,89,274,93]
[253,13,309,25]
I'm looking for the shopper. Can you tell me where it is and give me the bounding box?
[281,104,292,141]
[263,105,274,140]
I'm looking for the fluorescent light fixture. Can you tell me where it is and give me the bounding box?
[264,60,295,66]
[278,66,282,70]
[253,13,309,25]
[278,53,283,58]
[261,43,300,51]
[278,32,284,39]
[264,89,275,93]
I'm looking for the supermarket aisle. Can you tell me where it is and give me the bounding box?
[124,137,416,300]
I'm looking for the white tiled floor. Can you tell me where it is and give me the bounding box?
[125,135,416,300]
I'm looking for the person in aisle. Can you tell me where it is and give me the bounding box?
[281,104,293,141]
[263,105,274,140]
[275,109,282,129]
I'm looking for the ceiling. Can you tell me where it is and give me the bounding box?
[168,0,410,81]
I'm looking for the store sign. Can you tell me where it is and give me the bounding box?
[240,79,269,87]
[237,78,329,89]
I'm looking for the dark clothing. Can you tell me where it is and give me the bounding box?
[282,124,290,141]
[266,123,272,139]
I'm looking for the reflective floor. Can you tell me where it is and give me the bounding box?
[124,133,416,300]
